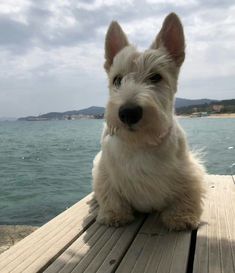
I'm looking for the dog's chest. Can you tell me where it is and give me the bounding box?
[103,136,173,211]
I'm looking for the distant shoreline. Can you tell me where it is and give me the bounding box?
[177,113,235,119]
[0,225,38,254]
[207,113,235,118]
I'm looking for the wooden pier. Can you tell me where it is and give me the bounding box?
[0,175,234,273]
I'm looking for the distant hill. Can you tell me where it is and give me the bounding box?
[76,106,105,116]
[38,106,105,119]
[176,99,235,115]
[18,98,219,121]
[175,98,217,108]
[18,106,105,121]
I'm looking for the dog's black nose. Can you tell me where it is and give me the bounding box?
[119,105,143,125]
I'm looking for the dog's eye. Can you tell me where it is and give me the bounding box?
[113,75,122,88]
[149,73,162,84]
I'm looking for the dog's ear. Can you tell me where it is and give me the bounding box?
[151,13,185,66]
[104,21,129,72]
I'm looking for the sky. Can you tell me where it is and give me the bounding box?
[0,0,235,117]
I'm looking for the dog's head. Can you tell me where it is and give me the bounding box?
[104,13,185,146]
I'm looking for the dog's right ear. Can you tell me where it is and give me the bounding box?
[104,21,129,72]
[151,13,185,67]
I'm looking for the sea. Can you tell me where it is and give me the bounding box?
[0,118,234,226]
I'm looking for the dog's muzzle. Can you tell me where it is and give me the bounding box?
[119,105,143,126]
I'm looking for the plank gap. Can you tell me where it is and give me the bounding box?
[231,175,235,185]
[186,229,197,273]
[113,214,148,273]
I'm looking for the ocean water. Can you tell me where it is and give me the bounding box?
[0,118,234,226]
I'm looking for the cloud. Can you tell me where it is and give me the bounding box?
[0,16,32,48]
[0,0,234,117]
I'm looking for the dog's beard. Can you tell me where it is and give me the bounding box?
[106,120,172,147]
[106,119,138,136]
[107,123,119,136]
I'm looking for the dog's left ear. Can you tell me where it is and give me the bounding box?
[151,13,185,66]
[104,21,129,72]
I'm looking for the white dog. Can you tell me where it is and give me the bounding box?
[92,13,205,230]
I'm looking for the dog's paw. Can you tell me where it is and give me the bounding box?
[161,212,200,231]
[96,210,135,227]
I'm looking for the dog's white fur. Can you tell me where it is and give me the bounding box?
[92,13,205,230]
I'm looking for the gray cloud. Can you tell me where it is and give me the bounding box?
[0,16,33,54]
[0,0,234,117]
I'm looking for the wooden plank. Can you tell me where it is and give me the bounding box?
[115,213,191,273]
[43,222,107,273]
[44,216,145,273]
[0,193,98,273]
[0,193,95,264]
[193,175,235,273]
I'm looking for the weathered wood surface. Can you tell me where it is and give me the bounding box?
[0,193,97,273]
[0,175,234,273]
[193,175,235,273]
[115,213,191,273]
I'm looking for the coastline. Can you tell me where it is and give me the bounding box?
[0,225,38,254]
[177,113,235,118]
[206,113,235,118]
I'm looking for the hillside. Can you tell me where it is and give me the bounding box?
[18,98,219,121]
[176,99,235,115]
[174,98,217,108]
[18,106,105,121]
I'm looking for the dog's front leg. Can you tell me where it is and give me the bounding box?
[93,159,134,227]
[96,187,135,227]
[160,191,203,231]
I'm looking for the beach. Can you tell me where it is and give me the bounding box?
[177,113,235,118]
[207,113,235,118]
